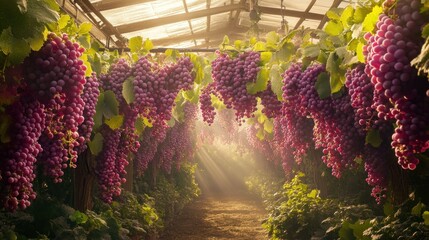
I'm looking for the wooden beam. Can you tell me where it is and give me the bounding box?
[258,6,324,20]
[206,0,211,45]
[317,0,343,29]
[152,26,247,46]
[116,3,246,34]
[232,0,246,27]
[91,0,155,12]
[182,0,196,46]
[294,0,317,29]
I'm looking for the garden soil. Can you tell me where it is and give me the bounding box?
[162,193,268,240]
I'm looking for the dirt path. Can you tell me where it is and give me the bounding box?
[162,193,268,240]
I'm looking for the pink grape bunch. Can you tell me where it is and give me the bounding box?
[211,51,260,124]
[364,0,429,170]
[76,73,100,154]
[199,82,218,125]
[24,33,87,181]
[133,56,194,140]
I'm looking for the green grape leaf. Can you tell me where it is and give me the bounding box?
[122,77,135,104]
[143,38,153,52]
[129,36,142,53]
[276,42,294,62]
[9,38,31,64]
[383,202,394,216]
[269,65,283,100]
[221,35,230,45]
[78,35,91,49]
[88,133,103,156]
[105,115,124,130]
[363,6,383,33]
[247,67,269,94]
[264,118,274,133]
[103,90,119,118]
[0,28,13,54]
[365,128,382,148]
[27,0,59,25]
[411,202,425,216]
[69,211,88,225]
[315,72,330,99]
[340,6,354,27]
[356,42,365,63]
[353,6,370,23]
[307,189,319,198]
[194,64,204,84]
[27,31,45,51]
[260,52,272,65]
[326,52,345,93]
[78,22,92,35]
[234,40,244,50]
[411,38,429,75]
[302,45,320,58]
[326,9,341,20]
[423,211,429,226]
[253,41,266,52]
[325,21,344,36]
[58,14,70,30]
[167,118,176,127]
[422,23,429,38]
[135,117,145,136]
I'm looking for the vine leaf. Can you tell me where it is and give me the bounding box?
[105,115,124,130]
[315,72,330,99]
[365,129,382,148]
[362,6,382,32]
[269,65,283,100]
[423,211,429,226]
[411,202,425,216]
[129,36,142,53]
[143,38,153,52]
[88,133,103,156]
[135,117,145,136]
[78,22,92,35]
[102,90,119,118]
[325,21,343,36]
[122,77,135,104]
[264,118,274,133]
[57,14,70,30]
[247,67,269,94]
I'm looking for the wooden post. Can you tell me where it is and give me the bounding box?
[73,150,96,211]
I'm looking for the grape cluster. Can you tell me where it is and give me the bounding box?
[211,51,260,124]
[0,99,45,211]
[24,33,87,179]
[135,128,161,176]
[95,127,123,203]
[199,82,217,125]
[76,73,100,154]
[258,83,282,119]
[133,56,194,140]
[364,0,429,170]
[100,58,132,106]
[346,64,381,132]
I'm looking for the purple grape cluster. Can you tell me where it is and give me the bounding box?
[76,73,100,154]
[364,0,429,170]
[100,58,132,106]
[258,83,282,119]
[95,127,123,203]
[0,99,46,211]
[199,82,217,125]
[211,51,260,124]
[135,128,161,176]
[24,33,87,179]
[133,56,194,140]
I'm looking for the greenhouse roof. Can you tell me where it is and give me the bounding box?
[59,0,355,49]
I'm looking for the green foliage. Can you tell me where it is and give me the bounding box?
[365,129,382,148]
[0,0,59,65]
[411,37,429,76]
[262,173,337,240]
[88,132,103,156]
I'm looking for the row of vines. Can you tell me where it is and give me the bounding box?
[0,0,429,238]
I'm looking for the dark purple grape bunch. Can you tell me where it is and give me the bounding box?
[199,82,217,125]
[211,51,260,124]
[258,83,282,119]
[0,99,46,211]
[24,33,87,102]
[76,73,100,154]
[100,58,132,106]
